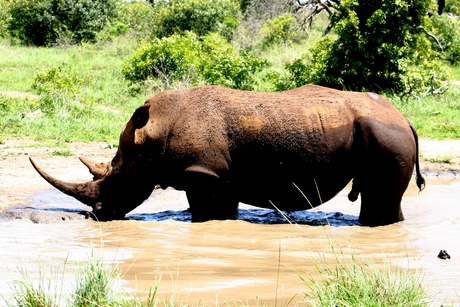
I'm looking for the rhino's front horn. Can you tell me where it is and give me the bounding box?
[29,157,101,206]
[79,156,108,180]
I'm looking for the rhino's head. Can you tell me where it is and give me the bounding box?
[29,104,159,221]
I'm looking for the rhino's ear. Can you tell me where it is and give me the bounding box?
[132,105,150,129]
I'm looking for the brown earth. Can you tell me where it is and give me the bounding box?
[0,138,459,213]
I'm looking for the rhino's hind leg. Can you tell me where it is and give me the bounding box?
[357,161,412,226]
[358,186,405,226]
[184,172,238,222]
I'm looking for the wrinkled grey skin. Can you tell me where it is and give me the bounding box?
[30,85,425,226]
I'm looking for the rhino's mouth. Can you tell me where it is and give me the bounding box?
[88,202,126,221]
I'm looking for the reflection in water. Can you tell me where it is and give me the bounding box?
[0,179,459,306]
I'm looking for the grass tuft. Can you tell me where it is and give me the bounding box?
[425,155,454,164]
[72,252,115,307]
[3,245,433,307]
[302,251,428,307]
[51,150,73,156]
[9,265,62,307]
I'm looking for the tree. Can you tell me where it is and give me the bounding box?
[294,0,449,34]
[279,0,451,94]
[152,0,241,39]
[7,0,116,46]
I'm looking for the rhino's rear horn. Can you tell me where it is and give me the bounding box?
[79,156,108,180]
[29,157,101,206]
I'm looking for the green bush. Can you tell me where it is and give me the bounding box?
[274,0,451,94]
[0,0,11,38]
[7,0,117,46]
[122,32,266,90]
[8,0,57,46]
[32,65,92,113]
[33,65,92,97]
[259,13,305,49]
[152,0,241,39]
[200,33,267,89]
[122,32,201,83]
[431,14,460,65]
[444,0,460,15]
[107,1,156,37]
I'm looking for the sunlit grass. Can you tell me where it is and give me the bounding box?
[390,85,460,139]
[301,251,428,307]
[2,243,432,307]
[424,155,455,164]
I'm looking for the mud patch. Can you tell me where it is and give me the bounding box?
[0,206,85,223]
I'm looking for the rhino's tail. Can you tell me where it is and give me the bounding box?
[409,121,426,191]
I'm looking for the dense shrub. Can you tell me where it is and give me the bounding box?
[152,0,241,39]
[107,1,156,37]
[259,13,305,49]
[122,32,201,83]
[444,0,460,15]
[122,32,266,90]
[431,14,460,65]
[200,33,267,89]
[273,0,451,94]
[7,0,117,46]
[0,0,11,38]
[32,65,92,113]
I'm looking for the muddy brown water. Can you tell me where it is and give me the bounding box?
[0,179,459,306]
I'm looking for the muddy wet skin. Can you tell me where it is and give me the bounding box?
[0,179,459,306]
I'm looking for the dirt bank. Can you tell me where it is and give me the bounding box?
[0,139,459,213]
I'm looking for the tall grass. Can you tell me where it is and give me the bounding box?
[9,269,59,307]
[7,261,67,307]
[3,246,431,307]
[4,252,160,307]
[302,252,428,306]
[72,253,116,307]
[391,85,460,139]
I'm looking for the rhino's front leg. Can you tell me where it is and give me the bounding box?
[184,172,238,222]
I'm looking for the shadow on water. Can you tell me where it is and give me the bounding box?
[3,188,360,226]
[127,209,359,226]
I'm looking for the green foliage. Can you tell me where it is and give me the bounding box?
[0,0,11,38]
[32,65,93,114]
[274,0,450,94]
[269,36,333,91]
[122,32,201,83]
[8,0,57,46]
[152,0,241,39]
[259,13,305,49]
[431,14,460,65]
[122,32,266,90]
[33,66,92,98]
[107,1,157,37]
[200,33,267,89]
[444,0,460,15]
[11,270,57,307]
[73,253,116,307]
[0,94,41,138]
[7,0,117,46]
[304,255,428,307]
[391,86,460,139]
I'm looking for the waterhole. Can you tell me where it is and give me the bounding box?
[0,179,459,306]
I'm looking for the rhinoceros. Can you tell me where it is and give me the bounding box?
[30,85,425,226]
